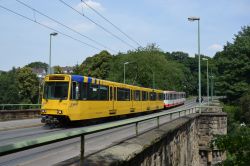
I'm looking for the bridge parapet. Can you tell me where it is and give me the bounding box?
[0,104,41,121]
[0,109,40,121]
[59,104,226,166]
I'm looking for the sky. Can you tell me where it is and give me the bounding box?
[0,0,250,71]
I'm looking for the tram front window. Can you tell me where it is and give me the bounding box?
[43,82,69,100]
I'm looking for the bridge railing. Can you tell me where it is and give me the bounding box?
[0,104,41,110]
[0,105,212,164]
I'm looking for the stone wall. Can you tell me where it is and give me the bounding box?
[58,107,227,166]
[0,109,40,121]
[199,112,227,166]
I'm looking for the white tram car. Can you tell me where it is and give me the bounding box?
[163,91,186,108]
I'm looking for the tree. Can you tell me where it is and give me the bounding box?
[80,50,112,79]
[0,68,20,104]
[107,44,188,91]
[214,26,250,101]
[53,66,63,74]
[238,91,250,124]
[72,64,82,75]
[26,62,48,72]
[212,126,250,166]
[16,67,39,103]
[165,51,189,62]
[0,67,39,104]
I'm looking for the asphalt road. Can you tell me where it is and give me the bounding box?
[0,99,198,166]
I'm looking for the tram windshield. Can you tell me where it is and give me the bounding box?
[43,82,69,100]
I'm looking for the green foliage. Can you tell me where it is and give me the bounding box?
[72,64,82,75]
[222,105,240,134]
[165,51,216,96]
[80,50,112,79]
[165,51,196,92]
[53,66,63,74]
[165,51,190,62]
[213,126,250,166]
[16,67,39,103]
[213,101,250,165]
[0,68,20,103]
[0,67,39,104]
[107,45,188,91]
[214,26,250,101]
[238,92,250,124]
[26,61,48,71]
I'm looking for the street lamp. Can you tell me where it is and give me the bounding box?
[202,58,209,105]
[210,75,214,101]
[188,16,201,108]
[123,62,129,84]
[49,32,58,74]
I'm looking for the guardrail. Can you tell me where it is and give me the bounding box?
[0,105,207,164]
[0,104,41,110]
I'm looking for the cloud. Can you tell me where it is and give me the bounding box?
[208,44,223,51]
[75,0,105,12]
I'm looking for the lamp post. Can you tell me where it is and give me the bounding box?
[210,75,214,101]
[123,62,129,84]
[49,32,58,74]
[202,58,209,105]
[188,16,201,108]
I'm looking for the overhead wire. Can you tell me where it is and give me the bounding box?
[59,0,137,50]
[81,0,142,47]
[0,4,102,51]
[15,0,116,53]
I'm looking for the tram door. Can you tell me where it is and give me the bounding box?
[131,89,134,112]
[109,86,117,115]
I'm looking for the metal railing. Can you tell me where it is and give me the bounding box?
[0,104,41,110]
[0,105,208,164]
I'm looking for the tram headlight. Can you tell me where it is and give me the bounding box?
[41,110,46,113]
[57,110,63,114]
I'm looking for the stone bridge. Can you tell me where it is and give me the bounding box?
[57,103,226,166]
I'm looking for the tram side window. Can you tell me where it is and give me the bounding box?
[88,83,99,100]
[71,82,80,100]
[142,91,147,101]
[150,92,156,101]
[117,88,130,101]
[158,93,163,100]
[99,85,109,100]
[81,83,88,100]
[80,83,109,100]
[134,90,140,101]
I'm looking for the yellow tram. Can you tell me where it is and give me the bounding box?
[41,74,164,125]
